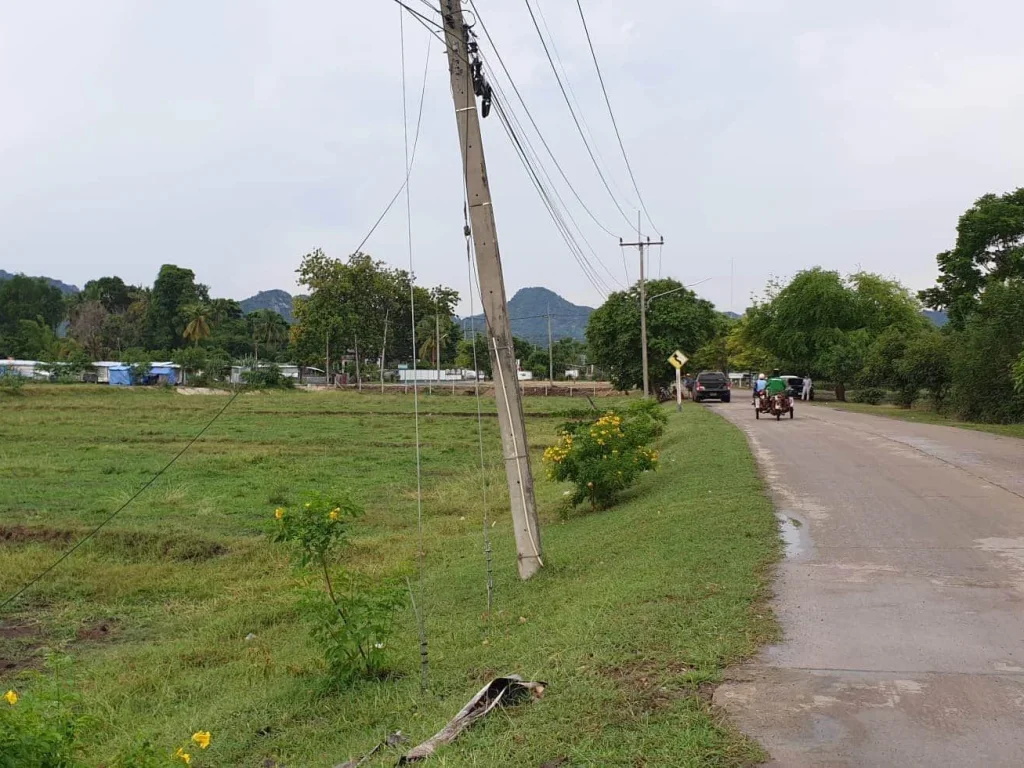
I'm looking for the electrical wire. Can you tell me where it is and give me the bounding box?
[1,390,240,612]
[576,0,661,236]
[399,5,430,692]
[467,0,623,241]
[491,94,612,297]
[522,0,637,231]
[351,25,432,256]
[391,0,445,31]
[479,56,623,292]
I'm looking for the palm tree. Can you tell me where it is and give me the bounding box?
[182,304,212,347]
[247,310,288,363]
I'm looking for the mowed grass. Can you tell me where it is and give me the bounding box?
[814,400,1024,439]
[0,386,778,767]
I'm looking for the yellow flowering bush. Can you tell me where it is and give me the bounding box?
[0,656,81,767]
[271,491,404,684]
[544,400,665,509]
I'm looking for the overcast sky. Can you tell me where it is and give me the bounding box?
[3,0,1023,314]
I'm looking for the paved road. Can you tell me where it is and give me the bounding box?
[709,400,1024,767]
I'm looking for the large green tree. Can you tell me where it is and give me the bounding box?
[291,249,457,374]
[746,269,924,400]
[921,188,1024,327]
[80,276,134,314]
[586,278,720,391]
[145,265,208,350]
[0,275,67,358]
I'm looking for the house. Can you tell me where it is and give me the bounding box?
[0,360,47,379]
[395,367,479,383]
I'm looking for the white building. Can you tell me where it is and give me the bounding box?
[0,360,47,379]
[396,368,480,383]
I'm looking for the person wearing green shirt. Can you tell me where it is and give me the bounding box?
[766,369,786,396]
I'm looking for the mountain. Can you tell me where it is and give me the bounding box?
[240,290,296,323]
[922,310,948,327]
[0,269,79,295]
[462,287,593,345]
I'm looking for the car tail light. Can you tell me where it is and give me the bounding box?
[696,384,704,391]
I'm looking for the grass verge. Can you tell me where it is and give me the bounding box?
[0,387,777,766]
[813,400,1024,439]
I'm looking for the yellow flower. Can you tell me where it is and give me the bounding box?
[3,690,17,706]
[274,508,284,520]
[192,731,212,749]
[175,747,192,764]
[328,509,340,521]
[304,502,311,509]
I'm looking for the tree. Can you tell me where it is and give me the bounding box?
[182,304,212,347]
[921,188,1024,327]
[291,249,457,373]
[746,269,925,400]
[81,276,134,314]
[247,309,289,362]
[586,279,720,391]
[173,346,208,385]
[146,265,207,350]
[68,300,110,359]
[946,279,1024,423]
[456,333,492,378]
[0,275,66,355]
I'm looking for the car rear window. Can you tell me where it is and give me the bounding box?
[697,373,727,384]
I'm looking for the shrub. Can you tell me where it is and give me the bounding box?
[0,657,81,767]
[271,492,403,683]
[891,386,918,409]
[544,402,663,510]
[0,368,24,393]
[241,364,294,389]
[851,387,886,405]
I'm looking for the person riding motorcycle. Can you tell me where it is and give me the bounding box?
[765,369,786,398]
[753,373,768,405]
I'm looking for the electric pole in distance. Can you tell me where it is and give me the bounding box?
[620,214,664,398]
[441,0,543,579]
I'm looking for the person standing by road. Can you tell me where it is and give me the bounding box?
[683,373,694,400]
[802,374,813,401]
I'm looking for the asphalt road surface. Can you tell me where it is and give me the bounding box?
[708,399,1024,767]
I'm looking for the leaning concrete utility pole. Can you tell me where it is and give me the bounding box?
[620,213,664,398]
[442,0,543,579]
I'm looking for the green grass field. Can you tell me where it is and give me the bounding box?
[814,400,1024,439]
[1,386,778,767]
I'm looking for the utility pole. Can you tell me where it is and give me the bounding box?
[435,301,441,391]
[354,334,361,391]
[620,213,664,398]
[380,309,389,395]
[442,0,543,579]
[547,307,554,385]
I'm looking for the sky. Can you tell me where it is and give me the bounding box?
[2,0,1023,315]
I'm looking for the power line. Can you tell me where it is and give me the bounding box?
[576,0,661,236]
[467,0,623,241]
[352,21,432,255]
[1,390,241,613]
[521,0,637,231]
[490,93,612,296]
[391,0,445,31]
[479,56,623,292]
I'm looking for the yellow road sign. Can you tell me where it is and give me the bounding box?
[668,350,688,369]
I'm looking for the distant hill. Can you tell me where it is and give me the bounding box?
[0,269,79,295]
[240,290,295,323]
[462,287,593,345]
[922,310,948,327]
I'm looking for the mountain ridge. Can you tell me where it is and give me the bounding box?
[462,287,593,345]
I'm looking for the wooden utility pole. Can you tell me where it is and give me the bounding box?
[435,302,442,390]
[442,0,543,579]
[620,213,664,398]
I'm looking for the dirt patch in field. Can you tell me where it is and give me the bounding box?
[0,621,45,673]
[0,524,228,562]
[75,620,118,643]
